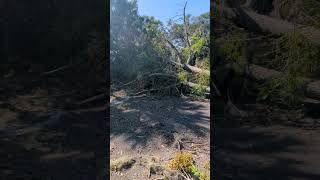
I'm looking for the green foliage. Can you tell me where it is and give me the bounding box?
[259,25,319,108]
[177,70,188,84]
[197,72,210,87]
[275,0,320,28]
[190,164,210,180]
[220,32,247,65]
[258,74,306,108]
[166,152,209,180]
[191,35,209,57]
[111,0,210,97]
[181,47,192,63]
[191,84,207,97]
[275,31,320,76]
[303,0,320,28]
[166,152,194,171]
[111,0,168,81]
[196,57,210,70]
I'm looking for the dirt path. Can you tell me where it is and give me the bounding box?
[214,106,320,180]
[0,78,106,180]
[110,94,210,180]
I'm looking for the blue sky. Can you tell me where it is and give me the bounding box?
[137,0,210,24]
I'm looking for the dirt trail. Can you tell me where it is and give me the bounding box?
[110,93,210,180]
[214,105,320,180]
[0,77,106,179]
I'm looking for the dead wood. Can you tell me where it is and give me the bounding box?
[212,3,320,45]
[169,60,210,76]
[245,64,320,100]
[76,93,106,106]
[185,82,210,93]
[41,64,71,76]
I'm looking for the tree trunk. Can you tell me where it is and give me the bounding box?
[212,3,320,45]
[245,64,320,100]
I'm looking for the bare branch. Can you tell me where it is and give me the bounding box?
[183,1,192,48]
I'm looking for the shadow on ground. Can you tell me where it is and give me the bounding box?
[0,80,106,180]
[110,95,210,149]
[213,123,320,180]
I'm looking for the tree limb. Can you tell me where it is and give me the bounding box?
[212,3,320,45]
[183,1,192,48]
[169,60,210,76]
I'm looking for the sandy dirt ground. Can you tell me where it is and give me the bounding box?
[110,93,210,180]
[214,104,320,180]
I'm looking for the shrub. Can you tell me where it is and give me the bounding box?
[166,152,210,180]
[258,74,306,108]
[110,156,136,172]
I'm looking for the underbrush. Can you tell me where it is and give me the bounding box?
[166,152,210,180]
[258,74,306,108]
[258,30,319,108]
[178,69,209,98]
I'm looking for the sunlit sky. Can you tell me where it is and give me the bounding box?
[137,0,210,24]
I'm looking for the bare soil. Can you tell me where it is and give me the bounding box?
[0,75,105,180]
[110,92,210,180]
[214,104,320,180]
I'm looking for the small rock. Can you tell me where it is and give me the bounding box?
[150,122,165,129]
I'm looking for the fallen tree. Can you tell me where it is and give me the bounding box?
[212,2,320,45]
[169,60,210,76]
[245,64,320,100]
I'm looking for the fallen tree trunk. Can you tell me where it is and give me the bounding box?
[185,81,210,93]
[245,64,320,100]
[169,60,210,76]
[239,7,320,45]
[41,64,71,76]
[76,93,106,106]
[212,3,320,45]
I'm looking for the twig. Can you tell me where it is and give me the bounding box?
[41,64,71,76]
[76,93,106,105]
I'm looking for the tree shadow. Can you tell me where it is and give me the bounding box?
[213,125,320,180]
[110,95,210,149]
[0,90,106,179]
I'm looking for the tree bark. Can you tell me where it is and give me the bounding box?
[212,3,320,45]
[169,60,210,76]
[186,81,210,93]
[245,64,320,100]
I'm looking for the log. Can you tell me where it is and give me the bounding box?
[169,60,210,76]
[186,82,210,93]
[212,3,320,45]
[245,64,320,100]
[76,93,106,106]
[246,64,311,82]
[247,64,281,81]
[239,7,320,45]
[184,64,210,76]
[41,64,71,76]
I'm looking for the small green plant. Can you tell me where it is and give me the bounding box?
[273,31,320,76]
[178,70,188,84]
[110,156,136,172]
[258,74,306,108]
[189,164,210,180]
[190,72,209,97]
[166,152,210,180]
[166,152,193,171]
[220,32,247,65]
[191,84,207,97]
[196,72,210,87]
